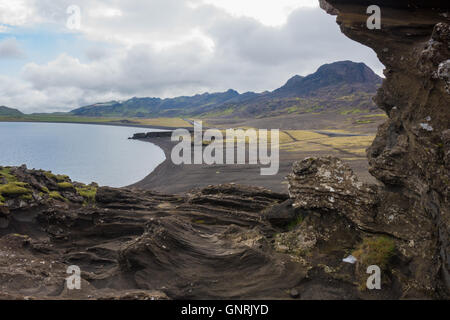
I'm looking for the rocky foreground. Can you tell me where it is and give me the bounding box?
[0,0,449,299]
[0,160,412,299]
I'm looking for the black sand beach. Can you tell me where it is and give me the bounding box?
[131,135,376,194]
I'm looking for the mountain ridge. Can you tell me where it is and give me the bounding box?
[71,60,382,118]
[273,60,381,97]
[0,60,369,119]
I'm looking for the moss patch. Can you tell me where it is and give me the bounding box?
[57,182,73,189]
[353,236,395,269]
[56,174,70,182]
[287,215,304,231]
[20,194,33,201]
[0,167,17,183]
[76,185,97,205]
[49,191,65,201]
[45,172,70,182]
[44,171,56,180]
[0,182,32,198]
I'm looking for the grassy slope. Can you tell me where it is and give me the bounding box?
[0,106,23,117]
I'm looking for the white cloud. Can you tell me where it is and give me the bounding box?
[0,0,35,26]
[0,0,385,112]
[88,6,123,18]
[200,0,318,26]
[0,75,47,110]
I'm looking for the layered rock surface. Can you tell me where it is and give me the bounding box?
[1,166,289,299]
[0,166,365,299]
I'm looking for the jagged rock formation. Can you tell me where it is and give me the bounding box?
[2,165,355,299]
[0,163,408,299]
[306,0,449,297]
[286,156,444,297]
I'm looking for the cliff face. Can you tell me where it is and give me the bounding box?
[315,0,449,296]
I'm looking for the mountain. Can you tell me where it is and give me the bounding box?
[70,61,383,118]
[0,106,23,117]
[71,90,242,118]
[273,61,381,97]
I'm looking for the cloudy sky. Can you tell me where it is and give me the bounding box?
[0,0,384,113]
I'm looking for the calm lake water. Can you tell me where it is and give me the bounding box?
[0,122,166,187]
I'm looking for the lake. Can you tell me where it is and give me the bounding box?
[0,122,166,187]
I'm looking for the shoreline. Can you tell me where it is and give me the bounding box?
[1,120,375,193]
[0,120,312,194]
[0,119,191,131]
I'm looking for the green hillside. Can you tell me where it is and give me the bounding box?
[0,106,23,117]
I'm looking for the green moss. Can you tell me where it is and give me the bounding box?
[76,185,97,205]
[56,174,70,182]
[44,171,57,180]
[49,191,65,201]
[44,171,70,182]
[0,182,32,198]
[40,186,49,193]
[57,182,73,189]
[353,236,395,269]
[45,172,69,182]
[287,215,304,231]
[20,194,33,201]
[0,167,17,183]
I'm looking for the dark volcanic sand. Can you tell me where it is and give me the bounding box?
[131,136,376,194]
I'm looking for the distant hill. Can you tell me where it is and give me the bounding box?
[71,61,383,118]
[71,90,243,118]
[0,106,23,116]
